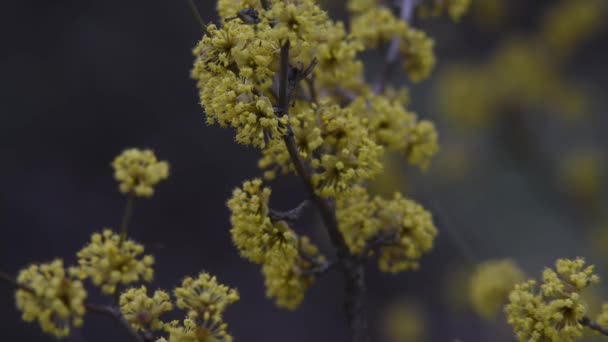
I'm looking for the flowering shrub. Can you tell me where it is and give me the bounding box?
[2,1,608,342]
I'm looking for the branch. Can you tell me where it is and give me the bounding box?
[581,317,608,336]
[373,0,418,94]
[0,271,146,342]
[275,42,369,342]
[270,200,309,223]
[359,232,400,260]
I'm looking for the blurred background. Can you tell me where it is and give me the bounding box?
[1,0,607,341]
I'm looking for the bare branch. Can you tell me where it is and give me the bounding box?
[581,317,608,336]
[270,200,310,223]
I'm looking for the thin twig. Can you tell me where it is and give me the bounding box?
[373,0,418,94]
[119,194,135,245]
[581,317,608,336]
[358,232,399,261]
[270,200,310,223]
[186,0,208,34]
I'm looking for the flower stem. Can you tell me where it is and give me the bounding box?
[186,0,208,35]
[119,194,135,245]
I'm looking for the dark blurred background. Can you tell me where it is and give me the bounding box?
[1,1,607,341]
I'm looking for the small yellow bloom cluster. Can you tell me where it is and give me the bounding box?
[381,299,428,342]
[349,96,439,170]
[418,0,472,22]
[399,27,436,83]
[336,186,438,273]
[469,259,524,319]
[112,148,169,198]
[73,229,155,294]
[311,103,384,197]
[347,0,437,82]
[262,236,326,310]
[557,149,604,203]
[119,286,173,332]
[505,258,600,342]
[540,0,606,59]
[15,259,87,338]
[158,272,239,342]
[227,179,326,309]
[227,179,298,264]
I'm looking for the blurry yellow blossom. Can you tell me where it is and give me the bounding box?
[558,149,604,203]
[471,0,508,30]
[469,259,524,319]
[381,298,428,342]
[399,27,436,82]
[227,179,298,265]
[16,259,86,338]
[73,229,154,294]
[350,7,407,48]
[418,0,472,22]
[262,236,325,309]
[112,148,169,198]
[540,0,606,59]
[174,272,239,321]
[119,286,172,332]
[505,258,599,342]
[596,304,608,329]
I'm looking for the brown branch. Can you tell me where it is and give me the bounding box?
[0,271,146,342]
[276,42,369,342]
[581,317,608,336]
[373,0,418,94]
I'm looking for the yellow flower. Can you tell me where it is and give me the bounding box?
[73,229,155,294]
[399,27,436,83]
[112,148,169,198]
[159,317,233,342]
[174,272,239,322]
[119,286,173,332]
[374,193,438,273]
[336,186,379,254]
[469,259,524,319]
[16,259,87,338]
[505,258,599,342]
[227,179,299,265]
[381,298,428,342]
[262,236,325,310]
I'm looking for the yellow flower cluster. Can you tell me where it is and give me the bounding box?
[349,96,439,170]
[336,186,438,273]
[73,229,155,294]
[262,236,326,309]
[15,259,87,338]
[469,259,524,319]
[112,148,169,197]
[311,102,384,197]
[381,299,428,342]
[227,179,326,309]
[160,272,239,341]
[505,258,599,342]
[557,149,604,203]
[227,179,298,264]
[119,286,173,332]
[596,304,608,328]
[399,27,436,83]
[348,0,437,82]
[418,0,472,22]
[435,38,589,127]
